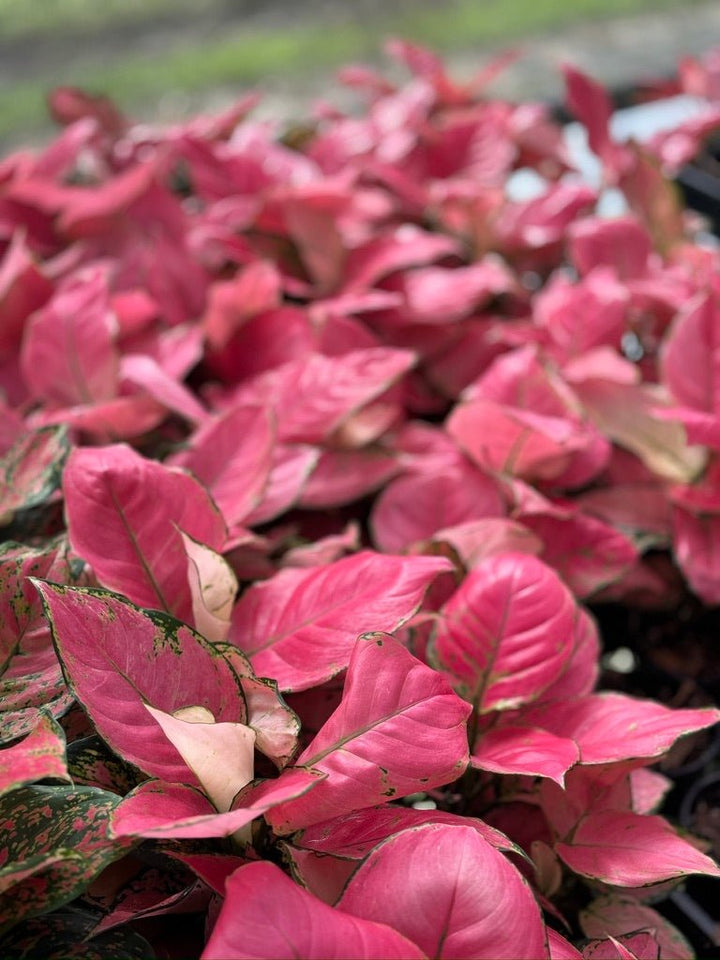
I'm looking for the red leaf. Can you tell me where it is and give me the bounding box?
[0,785,124,935]
[661,291,720,414]
[580,895,693,960]
[169,405,274,530]
[265,634,470,833]
[295,805,520,860]
[556,811,720,885]
[471,724,578,785]
[0,426,69,526]
[339,823,548,959]
[21,268,118,407]
[232,348,415,444]
[433,553,576,711]
[63,444,226,623]
[201,861,427,959]
[0,712,69,796]
[34,583,247,783]
[370,460,504,553]
[522,692,720,766]
[110,770,324,840]
[229,551,452,691]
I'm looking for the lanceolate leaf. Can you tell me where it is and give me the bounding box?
[229,551,453,691]
[20,268,118,408]
[169,404,275,530]
[0,538,70,673]
[63,444,226,623]
[265,634,470,834]
[0,907,155,960]
[0,426,69,526]
[556,811,720,885]
[470,724,579,785]
[110,769,325,840]
[201,861,427,960]
[181,531,238,642]
[295,805,521,860]
[34,582,247,783]
[339,823,548,959]
[0,711,69,796]
[0,785,125,934]
[433,553,576,711]
[580,895,694,960]
[521,693,720,765]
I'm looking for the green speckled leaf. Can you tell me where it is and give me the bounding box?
[0,427,69,527]
[0,905,155,958]
[67,736,145,796]
[34,582,248,785]
[0,785,129,934]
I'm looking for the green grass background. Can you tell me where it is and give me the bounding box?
[0,0,696,143]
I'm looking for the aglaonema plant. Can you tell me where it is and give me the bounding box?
[2,37,720,960]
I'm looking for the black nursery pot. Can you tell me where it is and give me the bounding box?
[679,770,720,859]
[676,132,720,236]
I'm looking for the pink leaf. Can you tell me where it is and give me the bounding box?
[169,405,274,530]
[432,518,543,569]
[0,232,53,358]
[563,65,629,179]
[341,226,459,294]
[234,348,416,445]
[120,354,207,425]
[370,461,504,553]
[556,811,720,885]
[201,861,427,959]
[63,444,226,623]
[0,426,69,526]
[295,805,521,860]
[21,268,119,407]
[181,532,238,642]
[265,634,470,834]
[672,505,720,604]
[661,291,720,414]
[33,583,247,783]
[522,692,720,765]
[297,447,398,509]
[433,553,576,711]
[580,895,693,960]
[582,933,658,960]
[548,929,583,959]
[111,771,325,840]
[203,260,281,350]
[238,674,300,768]
[244,442,318,525]
[520,510,637,598]
[447,399,589,482]
[229,551,452,691]
[569,375,706,485]
[0,712,69,796]
[471,724,578,785]
[339,823,548,959]
[144,704,255,812]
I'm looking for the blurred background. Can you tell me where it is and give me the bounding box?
[1,0,717,149]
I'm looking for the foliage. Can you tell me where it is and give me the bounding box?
[1,41,720,959]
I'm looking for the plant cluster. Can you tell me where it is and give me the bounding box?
[2,41,720,959]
